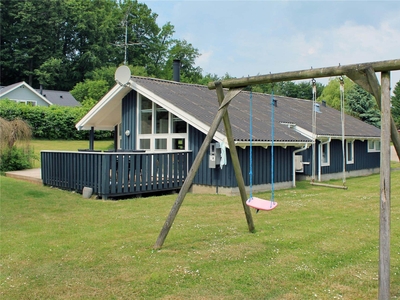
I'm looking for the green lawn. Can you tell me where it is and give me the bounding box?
[1,168,399,299]
[29,139,114,168]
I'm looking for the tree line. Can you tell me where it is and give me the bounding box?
[1,0,203,90]
[1,0,399,129]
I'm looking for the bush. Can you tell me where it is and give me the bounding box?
[0,146,36,172]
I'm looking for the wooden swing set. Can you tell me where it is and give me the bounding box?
[153,59,400,299]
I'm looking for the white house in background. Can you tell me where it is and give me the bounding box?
[0,81,80,107]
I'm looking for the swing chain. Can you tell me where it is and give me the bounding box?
[311,78,317,96]
[339,76,344,92]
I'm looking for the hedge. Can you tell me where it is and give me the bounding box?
[0,100,112,140]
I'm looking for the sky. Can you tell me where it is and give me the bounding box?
[140,0,400,87]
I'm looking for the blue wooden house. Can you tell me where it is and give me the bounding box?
[41,73,381,199]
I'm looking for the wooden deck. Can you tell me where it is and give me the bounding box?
[41,150,192,199]
[5,168,42,185]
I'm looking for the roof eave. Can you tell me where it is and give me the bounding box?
[234,141,312,149]
[75,83,131,130]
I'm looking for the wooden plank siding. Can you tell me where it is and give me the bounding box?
[300,140,380,177]
[188,126,293,188]
[41,151,191,199]
[121,90,137,150]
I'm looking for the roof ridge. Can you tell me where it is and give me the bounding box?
[130,75,209,89]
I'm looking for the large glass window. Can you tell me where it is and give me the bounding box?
[155,104,168,133]
[172,114,187,133]
[155,138,167,149]
[140,139,150,150]
[140,97,152,134]
[172,138,185,150]
[137,95,187,151]
[368,140,381,152]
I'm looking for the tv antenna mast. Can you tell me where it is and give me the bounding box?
[114,5,140,65]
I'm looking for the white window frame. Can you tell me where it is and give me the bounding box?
[319,141,330,167]
[117,123,122,149]
[367,140,381,153]
[346,140,354,164]
[137,95,188,152]
[10,99,37,106]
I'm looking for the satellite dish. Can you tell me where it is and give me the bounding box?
[115,65,131,86]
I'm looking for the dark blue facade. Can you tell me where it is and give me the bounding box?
[189,126,294,188]
[120,90,380,190]
[121,90,137,150]
[301,139,380,177]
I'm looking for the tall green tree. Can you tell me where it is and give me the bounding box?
[392,80,400,129]
[317,77,354,110]
[58,0,121,89]
[346,84,381,128]
[0,0,66,87]
[1,0,203,90]
[120,0,171,75]
[163,40,202,83]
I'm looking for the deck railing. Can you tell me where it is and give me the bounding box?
[41,150,192,199]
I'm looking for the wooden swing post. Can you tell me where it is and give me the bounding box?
[153,88,243,249]
[215,83,255,232]
[379,72,391,300]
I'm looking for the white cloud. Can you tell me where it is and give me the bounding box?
[195,50,213,69]
[247,17,400,85]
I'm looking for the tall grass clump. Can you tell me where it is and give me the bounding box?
[0,117,36,171]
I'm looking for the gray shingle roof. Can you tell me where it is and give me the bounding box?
[35,89,80,107]
[0,82,21,94]
[132,76,380,142]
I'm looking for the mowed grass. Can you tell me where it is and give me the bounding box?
[28,139,114,168]
[1,166,399,299]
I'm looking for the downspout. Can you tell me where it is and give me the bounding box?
[318,137,331,182]
[293,143,310,187]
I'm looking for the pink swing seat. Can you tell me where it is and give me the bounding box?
[246,197,278,211]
